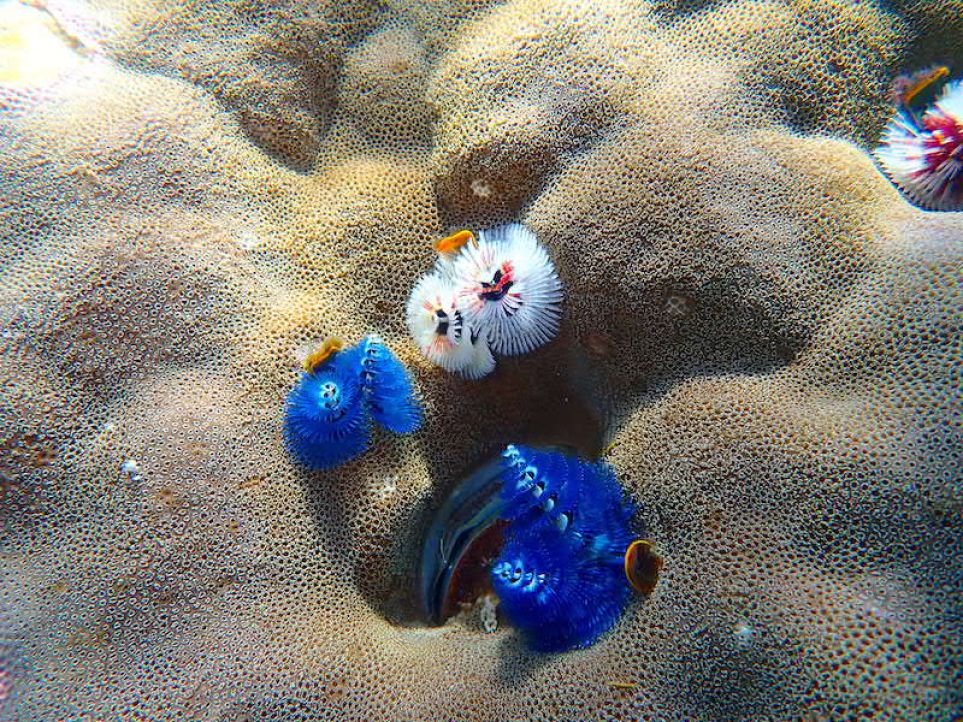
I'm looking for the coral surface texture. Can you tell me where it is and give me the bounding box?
[1,0,961,720]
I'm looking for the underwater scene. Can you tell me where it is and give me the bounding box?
[0,0,961,719]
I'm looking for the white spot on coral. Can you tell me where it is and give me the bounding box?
[664,294,693,318]
[470,178,492,198]
[121,458,142,483]
[235,229,261,251]
[476,594,498,633]
[732,619,756,647]
[373,474,398,499]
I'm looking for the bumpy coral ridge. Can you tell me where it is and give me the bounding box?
[1,0,961,720]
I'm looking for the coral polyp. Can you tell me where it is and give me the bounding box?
[419,445,647,652]
[876,77,963,211]
[406,223,563,377]
[284,336,422,469]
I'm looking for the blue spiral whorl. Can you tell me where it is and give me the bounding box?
[284,354,370,470]
[359,335,423,434]
[283,336,422,470]
[489,445,636,652]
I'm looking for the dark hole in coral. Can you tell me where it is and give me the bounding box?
[412,450,518,627]
[440,519,507,621]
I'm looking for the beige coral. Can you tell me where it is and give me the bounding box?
[1,0,960,720]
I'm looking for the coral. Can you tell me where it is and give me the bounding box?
[84,0,382,169]
[0,606,16,716]
[1,0,961,720]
